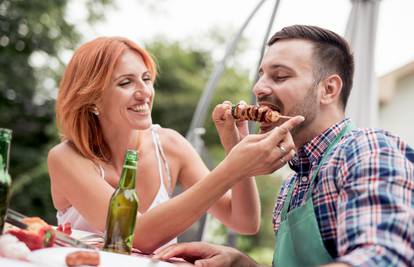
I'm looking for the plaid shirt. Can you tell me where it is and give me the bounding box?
[273,118,414,267]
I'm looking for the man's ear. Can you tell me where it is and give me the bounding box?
[320,74,342,105]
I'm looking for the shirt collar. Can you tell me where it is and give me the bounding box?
[289,118,351,172]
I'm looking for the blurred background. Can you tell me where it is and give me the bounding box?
[1,0,413,264]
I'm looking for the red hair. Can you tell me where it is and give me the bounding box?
[56,37,157,161]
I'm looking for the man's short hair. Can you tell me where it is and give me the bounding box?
[268,25,354,109]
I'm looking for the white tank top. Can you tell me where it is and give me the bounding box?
[56,125,176,244]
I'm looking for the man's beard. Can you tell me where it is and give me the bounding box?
[287,83,318,139]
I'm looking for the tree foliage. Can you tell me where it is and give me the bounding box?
[147,39,251,146]
[0,0,113,222]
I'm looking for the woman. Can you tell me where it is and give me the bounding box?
[48,36,301,253]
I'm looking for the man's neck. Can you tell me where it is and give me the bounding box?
[294,109,345,149]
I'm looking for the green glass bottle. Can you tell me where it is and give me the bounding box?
[0,128,12,234]
[103,149,139,254]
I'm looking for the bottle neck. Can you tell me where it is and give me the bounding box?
[118,166,136,189]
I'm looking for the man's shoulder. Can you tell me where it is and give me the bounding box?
[335,127,414,161]
[342,127,407,149]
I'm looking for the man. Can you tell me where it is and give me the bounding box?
[154,25,414,266]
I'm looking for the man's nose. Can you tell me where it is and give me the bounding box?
[252,79,272,98]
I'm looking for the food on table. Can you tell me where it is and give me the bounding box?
[6,216,55,250]
[65,250,100,267]
[231,103,291,123]
[0,234,30,260]
[57,222,72,235]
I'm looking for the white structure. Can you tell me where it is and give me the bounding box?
[378,61,414,146]
[345,0,381,128]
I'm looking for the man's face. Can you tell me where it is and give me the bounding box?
[253,39,320,136]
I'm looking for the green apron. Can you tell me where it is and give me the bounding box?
[273,123,353,267]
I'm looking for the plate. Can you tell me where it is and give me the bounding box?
[28,247,175,267]
[70,229,103,243]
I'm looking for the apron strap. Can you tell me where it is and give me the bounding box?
[280,122,354,220]
[305,122,354,199]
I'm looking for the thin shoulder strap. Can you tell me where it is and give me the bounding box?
[92,162,105,179]
[151,125,173,196]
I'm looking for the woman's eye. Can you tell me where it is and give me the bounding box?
[119,79,131,87]
[142,76,152,83]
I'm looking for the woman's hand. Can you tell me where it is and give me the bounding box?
[222,115,304,180]
[212,101,249,154]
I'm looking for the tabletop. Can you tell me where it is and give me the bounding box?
[0,248,193,266]
[0,228,193,267]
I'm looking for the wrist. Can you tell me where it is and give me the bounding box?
[221,140,237,153]
[231,248,258,267]
[217,157,244,184]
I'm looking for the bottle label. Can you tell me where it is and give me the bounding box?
[123,189,136,201]
[125,150,138,162]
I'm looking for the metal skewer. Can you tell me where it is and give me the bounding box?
[5,209,96,249]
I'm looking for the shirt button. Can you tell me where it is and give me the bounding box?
[301,176,308,183]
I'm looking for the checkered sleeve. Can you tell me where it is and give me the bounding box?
[335,131,414,267]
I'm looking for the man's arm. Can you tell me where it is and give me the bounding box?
[154,242,260,267]
[334,131,414,266]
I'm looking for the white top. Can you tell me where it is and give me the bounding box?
[56,125,177,244]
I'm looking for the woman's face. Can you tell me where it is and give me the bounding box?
[97,49,155,131]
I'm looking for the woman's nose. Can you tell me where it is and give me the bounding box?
[133,83,152,98]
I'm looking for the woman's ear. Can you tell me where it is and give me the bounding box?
[320,74,343,106]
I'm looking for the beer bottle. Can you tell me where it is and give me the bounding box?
[103,149,139,254]
[0,128,12,234]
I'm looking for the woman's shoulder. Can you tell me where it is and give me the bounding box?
[48,141,101,181]
[48,141,91,169]
[156,127,194,153]
[156,127,184,141]
[48,140,79,159]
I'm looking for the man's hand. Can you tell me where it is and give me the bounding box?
[154,242,258,267]
[212,101,249,154]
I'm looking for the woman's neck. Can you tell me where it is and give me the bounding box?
[102,128,142,174]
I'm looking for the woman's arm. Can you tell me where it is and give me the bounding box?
[48,142,115,232]
[167,129,260,234]
[134,117,301,253]
[48,140,246,253]
[48,116,302,254]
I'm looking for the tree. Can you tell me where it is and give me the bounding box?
[0,0,113,222]
[147,39,251,147]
